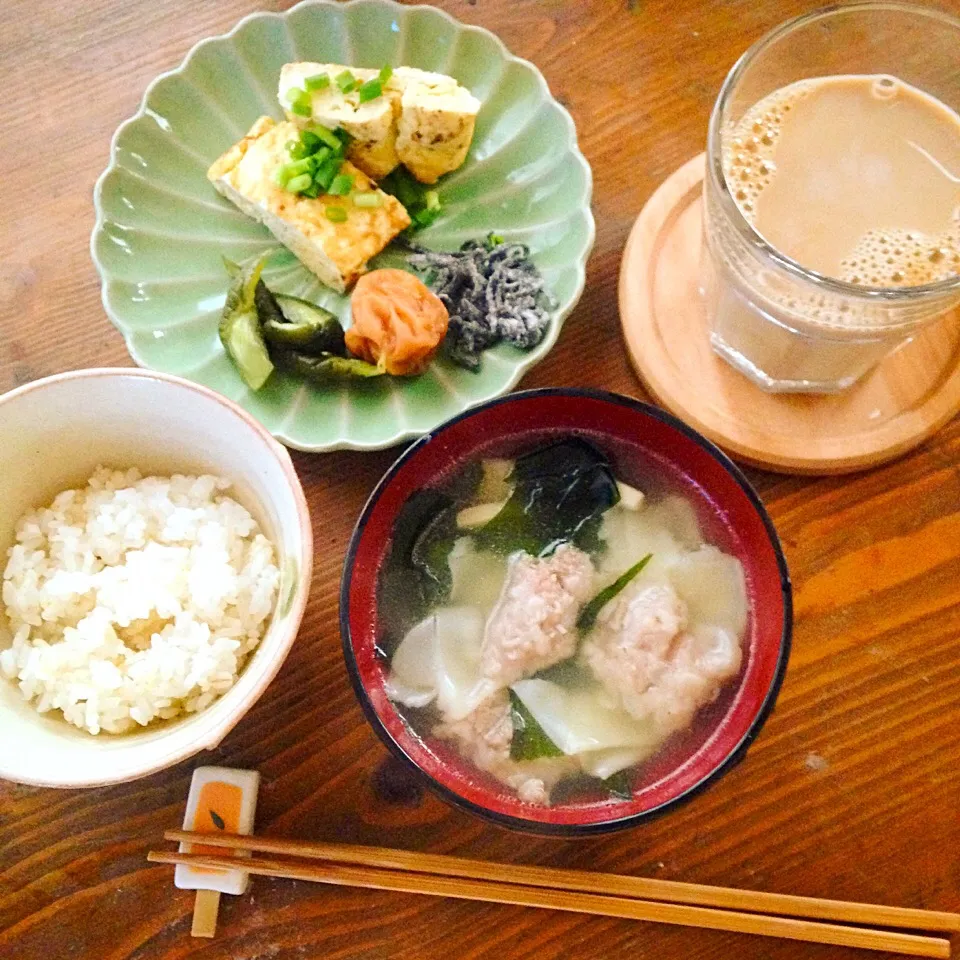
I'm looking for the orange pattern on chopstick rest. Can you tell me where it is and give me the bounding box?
[190,781,244,874]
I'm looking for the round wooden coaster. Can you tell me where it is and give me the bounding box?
[618,154,960,475]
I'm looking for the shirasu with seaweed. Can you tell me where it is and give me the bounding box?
[406,234,555,370]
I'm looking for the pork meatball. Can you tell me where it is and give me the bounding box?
[582,580,741,737]
[480,543,594,686]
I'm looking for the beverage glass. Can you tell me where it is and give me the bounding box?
[701,2,960,393]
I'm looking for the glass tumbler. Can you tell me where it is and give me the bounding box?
[701,2,960,394]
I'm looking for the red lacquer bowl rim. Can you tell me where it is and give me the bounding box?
[340,388,792,835]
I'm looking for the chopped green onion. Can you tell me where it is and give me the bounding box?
[379,168,421,208]
[379,168,445,232]
[378,64,393,84]
[304,73,331,92]
[301,131,322,152]
[336,70,358,93]
[286,173,313,193]
[277,123,355,196]
[290,96,313,118]
[305,151,329,175]
[308,123,343,151]
[328,173,355,196]
[325,205,348,223]
[287,87,313,117]
[577,554,653,633]
[413,208,441,228]
[280,157,314,179]
[352,192,383,208]
[358,78,383,103]
[314,155,343,192]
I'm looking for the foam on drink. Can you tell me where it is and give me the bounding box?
[722,81,814,217]
[722,75,960,295]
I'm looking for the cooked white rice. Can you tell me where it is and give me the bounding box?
[0,466,280,735]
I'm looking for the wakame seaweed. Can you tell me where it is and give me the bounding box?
[376,488,454,652]
[376,463,482,654]
[602,770,634,800]
[472,439,619,556]
[386,488,451,569]
[509,438,606,482]
[548,770,635,805]
[410,507,458,594]
[509,690,564,761]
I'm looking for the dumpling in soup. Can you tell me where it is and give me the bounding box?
[582,580,741,737]
[433,690,577,804]
[511,678,660,778]
[481,543,594,686]
[386,606,497,721]
[596,503,686,589]
[668,545,748,637]
[448,537,508,616]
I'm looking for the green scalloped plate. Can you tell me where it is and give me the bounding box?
[91,0,594,452]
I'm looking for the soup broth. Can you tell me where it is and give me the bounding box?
[377,438,749,806]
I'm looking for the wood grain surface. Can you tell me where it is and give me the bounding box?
[1,1,959,959]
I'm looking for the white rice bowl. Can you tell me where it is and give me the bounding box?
[0,466,280,735]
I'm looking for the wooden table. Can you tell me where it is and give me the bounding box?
[2,1,959,957]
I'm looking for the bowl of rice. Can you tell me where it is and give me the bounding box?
[0,368,312,787]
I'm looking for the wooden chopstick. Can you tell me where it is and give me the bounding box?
[149,850,950,958]
[163,829,960,933]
